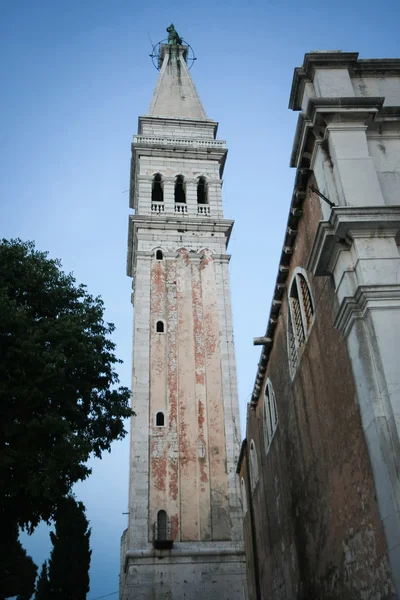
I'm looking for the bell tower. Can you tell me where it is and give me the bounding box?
[120,28,247,599]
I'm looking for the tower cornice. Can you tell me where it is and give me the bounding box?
[127,215,234,276]
[138,116,219,137]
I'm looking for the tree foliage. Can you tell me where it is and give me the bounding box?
[47,496,91,600]
[0,521,37,600]
[0,239,132,532]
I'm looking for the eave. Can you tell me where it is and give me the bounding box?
[250,168,309,405]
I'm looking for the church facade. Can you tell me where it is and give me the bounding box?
[238,52,400,599]
[120,40,247,599]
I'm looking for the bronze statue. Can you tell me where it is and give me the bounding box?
[166,24,182,45]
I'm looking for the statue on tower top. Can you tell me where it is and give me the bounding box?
[166,23,182,45]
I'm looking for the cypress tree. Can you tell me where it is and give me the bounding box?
[35,562,49,600]
[47,496,91,600]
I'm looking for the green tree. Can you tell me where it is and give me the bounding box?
[0,238,131,534]
[35,561,49,600]
[47,497,91,600]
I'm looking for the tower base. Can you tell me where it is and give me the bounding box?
[120,541,248,599]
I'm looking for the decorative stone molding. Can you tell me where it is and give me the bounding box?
[334,284,400,337]
[133,135,226,149]
[307,206,400,276]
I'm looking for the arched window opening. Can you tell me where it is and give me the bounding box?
[249,439,259,492]
[152,174,163,203]
[264,379,278,455]
[174,175,186,203]
[197,177,207,205]
[287,269,315,377]
[241,478,248,515]
[157,510,167,541]
[156,249,163,260]
[156,411,165,427]
[156,320,164,333]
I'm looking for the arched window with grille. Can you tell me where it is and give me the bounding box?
[263,378,278,454]
[174,175,186,203]
[287,268,315,378]
[197,176,207,204]
[249,439,259,492]
[152,173,163,203]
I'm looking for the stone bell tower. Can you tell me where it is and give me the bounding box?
[120,30,247,600]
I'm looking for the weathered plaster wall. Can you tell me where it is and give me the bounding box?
[149,248,232,541]
[244,183,395,599]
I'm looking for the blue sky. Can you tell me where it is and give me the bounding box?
[2,0,398,598]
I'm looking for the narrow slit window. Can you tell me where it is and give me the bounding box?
[174,175,186,203]
[156,411,165,427]
[156,249,163,260]
[197,177,207,204]
[157,510,167,541]
[156,321,164,333]
[152,174,163,203]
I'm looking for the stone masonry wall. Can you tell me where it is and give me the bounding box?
[244,181,395,599]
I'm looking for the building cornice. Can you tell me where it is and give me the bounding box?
[290,97,384,168]
[138,115,218,136]
[354,58,400,75]
[334,284,400,337]
[289,52,359,110]
[307,206,400,276]
[250,168,310,405]
[127,215,234,276]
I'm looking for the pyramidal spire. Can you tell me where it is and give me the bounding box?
[148,29,207,120]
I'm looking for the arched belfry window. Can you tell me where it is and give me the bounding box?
[157,510,167,541]
[249,439,259,492]
[287,268,315,378]
[156,249,163,260]
[155,411,165,427]
[197,176,208,204]
[152,174,163,203]
[263,379,278,454]
[174,175,186,203]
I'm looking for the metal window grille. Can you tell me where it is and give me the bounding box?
[270,385,278,427]
[291,293,305,347]
[267,387,274,439]
[299,275,314,330]
[288,309,298,376]
[263,391,270,450]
